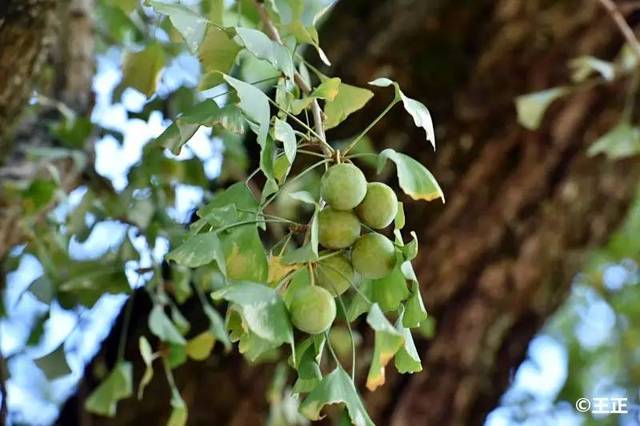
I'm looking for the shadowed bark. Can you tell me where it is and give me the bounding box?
[2,0,639,425]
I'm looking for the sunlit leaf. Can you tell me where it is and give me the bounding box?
[324,83,373,129]
[186,331,215,360]
[168,391,188,426]
[570,56,615,82]
[378,148,444,202]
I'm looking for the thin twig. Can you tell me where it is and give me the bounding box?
[597,0,640,61]
[255,1,333,157]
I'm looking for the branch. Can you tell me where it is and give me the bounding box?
[596,0,640,61]
[255,1,332,157]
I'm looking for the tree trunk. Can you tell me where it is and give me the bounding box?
[23,0,640,425]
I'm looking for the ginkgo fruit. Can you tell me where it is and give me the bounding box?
[320,163,367,210]
[290,285,336,334]
[351,233,396,279]
[355,182,398,229]
[318,207,360,249]
[316,253,354,296]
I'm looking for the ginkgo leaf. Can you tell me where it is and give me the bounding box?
[378,148,444,202]
[515,87,570,130]
[199,27,241,89]
[212,282,293,347]
[394,311,422,374]
[121,43,165,97]
[324,83,373,129]
[234,27,295,79]
[299,367,374,426]
[149,305,187,345]
[369,77,435,147]
[273,118,297,163]
[149,1,208,52]
[34,342,72,380]
[85,362,133,417]
[365,304,403,391]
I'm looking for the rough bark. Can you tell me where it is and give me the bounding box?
[37,0,640,425]
[0,0,95,260]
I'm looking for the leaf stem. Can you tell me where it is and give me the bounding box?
[344,99,400,155]
[336,295,356,381]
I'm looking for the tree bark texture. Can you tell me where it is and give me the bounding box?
[6,0,636,425]
[0,0,95,260]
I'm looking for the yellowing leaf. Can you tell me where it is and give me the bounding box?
[268,255,299,285]
[365,304,403,391]
[186,331,215,360]
[377,148,444,202]
[199,28,241,89]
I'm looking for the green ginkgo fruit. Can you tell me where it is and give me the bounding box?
[316,253,354,296]
[320,163,367,210]
[318,208,360,249]
[351,233,396,279]
[355,182,398,229]
[290,285,336,334]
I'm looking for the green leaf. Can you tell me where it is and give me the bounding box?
[299,367,374,426]
[312,77,341,101]
[273,118,297,163]
[394,311,422,374]
[570,56,615,82]
[168,391,188,426]
[197,183,268,282]
[292,342,322,393]
[121,43,165,97]
[369,77,435,147]
[85,362,133,417]
[149,305,187,345]
[233,27,295,79]
[403,280,427,328]
[378,148,444,202]
[588,122,640,159]
[515,87,570,130]
[203,304,232,351]
[288,190,317,205]
[224,74,271,148]
[369,263,409,312]
[28,275,54,304]
[149,1,208,52]
[324,83,374,130]
[34,342,72,380]
[394,202,405,230]
[186,331,215,360]
[199,27,241,89]
[365,304,403,391]
[212,282,293,346]
[156,100,244,155]
[138,337,156,399]
[166,232,226,273]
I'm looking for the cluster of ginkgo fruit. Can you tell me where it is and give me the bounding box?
[288,162,399,335]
